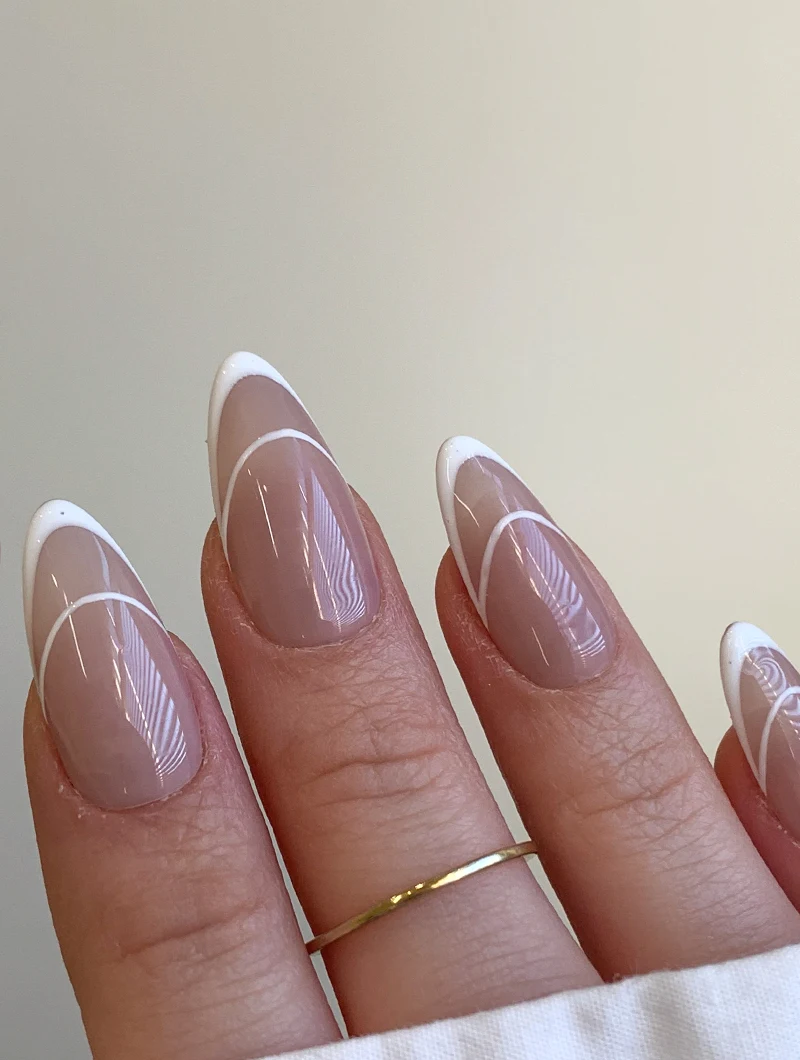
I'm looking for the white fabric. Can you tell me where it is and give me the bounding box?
[267,945,800,1059]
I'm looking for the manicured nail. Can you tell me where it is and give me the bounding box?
[721,622,800,840]
[208,352,380,647]
[437,437,615,688]
[23,502,202,809]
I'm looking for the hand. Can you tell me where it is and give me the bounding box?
[22,352,800,1059]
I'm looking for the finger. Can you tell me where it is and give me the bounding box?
[203,353,598,1036]
[718,622,800,911]
[716,729,800,912]
[435,437,800,978]
[24,501,336,1060]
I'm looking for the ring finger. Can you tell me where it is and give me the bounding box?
[202,353,598,1036]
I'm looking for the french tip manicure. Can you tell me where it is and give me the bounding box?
[438,436,614,691]
[437,436,521,497]
[24,500,202,809]
[721,620,779,655]
[208,352,380,647]
[437,435,479,465]
[25,497,125,556]
[437,435,507,472]
[436,436,516,523]
[720,620,800,839]
[23,499,133,653]
[210,351,303,410]
[208,353,308,521]
[720,621,781,706]
[436,437,615,689]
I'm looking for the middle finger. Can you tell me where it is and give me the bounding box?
[202,352,598,1036]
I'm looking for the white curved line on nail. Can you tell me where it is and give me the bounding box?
[757,683,800,793]
[435,435,524,620]
[22,499,146,675]
[37,593,165,715]
[720,622,782,782]
[476,510,567,625]
[207,351,310,521]
[219,429,338,558]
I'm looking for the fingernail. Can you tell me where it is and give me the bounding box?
[23,502,202,809]
[437,437,615,688]
[208,352,380,647]
[721,622,800,840]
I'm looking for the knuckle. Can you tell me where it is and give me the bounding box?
[284,659,470,831]
[557,695,710,851]
[101,789,279,985]
[116,889,266,978]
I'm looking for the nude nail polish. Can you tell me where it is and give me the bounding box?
[721,622,800,840]
[208,352,380,647]
[23,502,202,809]
[437,437,615,688]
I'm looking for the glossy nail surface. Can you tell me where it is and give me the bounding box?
[437,437,615,688]
[24,502,202,809]
[721,622,800,840]
[208,352,380,647]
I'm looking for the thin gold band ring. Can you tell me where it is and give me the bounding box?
[306,840,537,954]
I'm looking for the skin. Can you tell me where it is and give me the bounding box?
[23,496,800,1060]
[715,728,800,914]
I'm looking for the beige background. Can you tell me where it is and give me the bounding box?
[2,3,800,1056]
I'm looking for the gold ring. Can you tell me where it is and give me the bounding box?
[306,840,537,954]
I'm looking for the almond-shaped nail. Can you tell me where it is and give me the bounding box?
[437,437,615,688]
[721,622,800,840]
[208,352,380,647]
[23,502,202,809]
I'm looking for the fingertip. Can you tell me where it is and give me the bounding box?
[434,547,459,603]
[200,519,228,593]
[715,725,800,912]
[714,724,749,780]
[435,547,479,632]
[23,679,63,803]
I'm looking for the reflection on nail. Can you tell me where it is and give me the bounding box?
[437,436,615,689]
[208,352,380,647]
[721,622,800,841]
[23,501,202,809]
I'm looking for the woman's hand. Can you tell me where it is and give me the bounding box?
[21,352,800,1059]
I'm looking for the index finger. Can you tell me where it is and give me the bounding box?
[23,501,337,1060]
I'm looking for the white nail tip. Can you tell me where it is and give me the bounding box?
[436,436,525,621]
[207,351,307,522]
[436,437,516,496]
[22,500,140,666]
[720,621,782,783]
